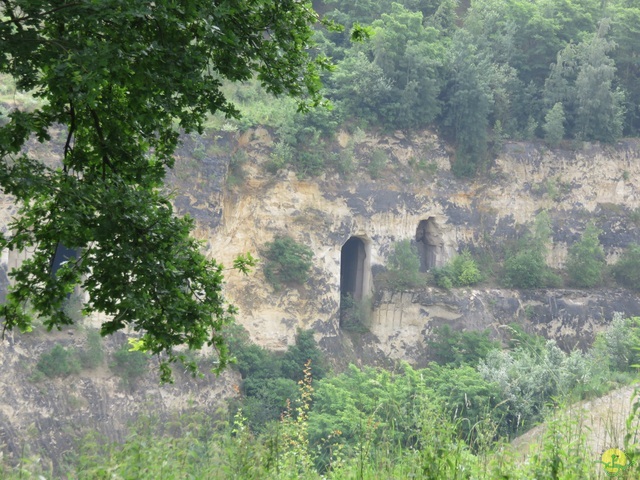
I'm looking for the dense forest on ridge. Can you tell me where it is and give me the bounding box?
[208,0,639,177]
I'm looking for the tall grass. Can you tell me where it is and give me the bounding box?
[4,367,640,479]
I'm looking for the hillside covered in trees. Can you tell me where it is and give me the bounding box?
[2,0,640,478]
[216,0,639,177]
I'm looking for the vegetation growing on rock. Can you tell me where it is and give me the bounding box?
[262,236,314,291]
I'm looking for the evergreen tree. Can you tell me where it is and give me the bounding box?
[543,102,566,146]
[574,21,625,142]
[442,31,492,177]
[544,43,579,136]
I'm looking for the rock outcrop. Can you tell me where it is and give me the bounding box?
[2,128,640,469]
[186,130,640,362]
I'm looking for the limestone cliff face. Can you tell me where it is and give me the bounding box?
[1,129,640,468]
[175,129,640,364]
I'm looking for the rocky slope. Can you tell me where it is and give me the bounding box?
[173,129,640,362]
[1,128,640,469]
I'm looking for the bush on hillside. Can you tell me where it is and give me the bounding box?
[263,235,313,291]
[110,343,149,388]
[565,223,605,288]
[385,240,424,290]
[503,212,561,288]
[427,325,499,366]
[433,249,482,288]
[36,344,81,378]
[611,244,640,290]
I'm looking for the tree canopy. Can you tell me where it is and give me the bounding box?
[0,0,331,381]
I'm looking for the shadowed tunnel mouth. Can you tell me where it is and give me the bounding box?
[340,237,365,301]
[340,236,367,327]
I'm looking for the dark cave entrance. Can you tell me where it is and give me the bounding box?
[416,218,443,272]
[341,237,366,301]
[340,236,370,329]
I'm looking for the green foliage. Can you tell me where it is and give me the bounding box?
[329,3,446,131]
[503,212,561,289]
[281,330,327,383]
[433,249,482,288]
[331,145,356,178]
[526,413,594,480]
[543,102,566,146]
[340,294,372,332]
[36,344,81,378]
[479,340,600,436]
[543,21,625,143]
[309,362,504,461]
[226,324,326,432]
[293,136,327,178]
[384,240,424,291]
[0,0,328,381]
[226,149,248,188]
[503,249,551,288]
[240,377,300,430]
[78,329,105,370]
[10,327,640,479]
[443,31,492,177]
[612,244,640,290]
[110,342,149,388]
[265,141,294,174]
[428,325,500,367]
[62,292,86,325]
[592,313,640,373]
[565,223,605,287]
[367,148,387,180]
[408,156,438,177]
[263,235,314,291]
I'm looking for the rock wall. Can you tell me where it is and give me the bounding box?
[184,130,640,362]
[2,129,640,469]
[0,328,239,471]
[370,287,640,364]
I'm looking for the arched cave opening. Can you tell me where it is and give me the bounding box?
[340,236,370,329]
[416,218,443,272]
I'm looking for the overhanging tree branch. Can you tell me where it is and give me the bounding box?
[0,0,330,382]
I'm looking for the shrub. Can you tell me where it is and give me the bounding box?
[611,244,640,290]
[543,102,565,146]
[62,292,85,324]
[433,249,482,288]
[367,148,387,179]
[503,249,549,288]
[330,146,355,178]
[427,325,499,366]
[479,340,590,435]
[226,149,248,187]
[592,314,640,373]
[78,329,105,369]
[293,138,327,178]
[36,344,81,378]
[225,324,326,432]
[385,240,424,290]
[281,329,327,382]
[565,223,605,287]
[263,235,313,291]
[503,212,560,288]
[110,343,149,387]
[265,141,294,174]
[340,294,372,332]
